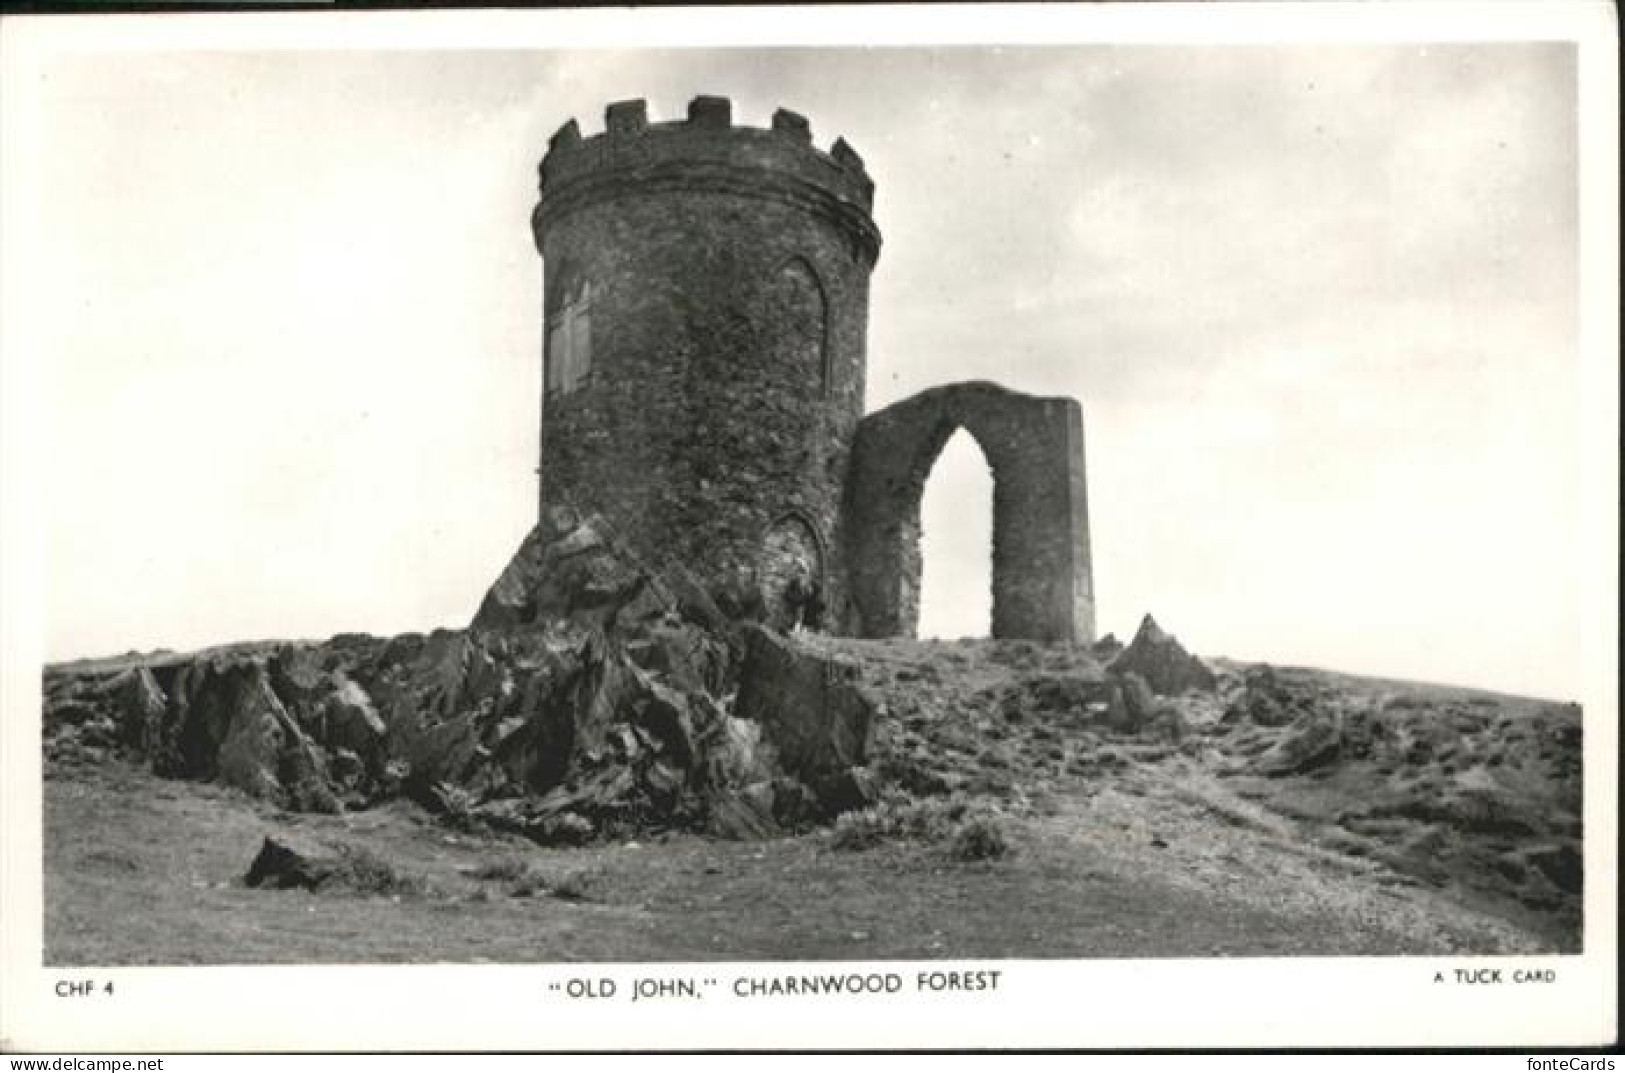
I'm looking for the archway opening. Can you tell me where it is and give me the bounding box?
[918,428,994,639]
[758,514,825,634]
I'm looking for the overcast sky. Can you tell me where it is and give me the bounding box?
[3,19,1605,700]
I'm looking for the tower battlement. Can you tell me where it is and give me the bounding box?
[535,96,879,265]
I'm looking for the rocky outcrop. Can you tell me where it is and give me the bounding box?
[473,505,728,635]
[734,624,880,817]
[1090,633,1123,661]
[1106,670,1189,741]
[44,510,903,845]
[1108,614,1216,697]
[1251,707,1343,775]
[1219,664,1310,727]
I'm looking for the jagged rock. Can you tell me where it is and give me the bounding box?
[707,783,781,840]
[180,661,305,803]
[512,759,663,841]
[77,714,121,750]
[732,628,882,820]
[1091,633,1124,660]
[1115,670,1158,730]
[111,667,168,755]
[1011,671,1112,723]
[1109,614,1216,697]
[624,620,732,696]
[735,625,876,780]
[41,526,917,845]
[1104,683,1131,733]
[49,604,751,836]
[1252,708,1343,776]
[243,834,339,891]
[1146,705,1189,743]
[534,812,595,847]
[809,766,880,818]
[1091,669,1188,742]
[266,647,331,728]
[705,716,775,787]
[473,507,680,631]
[88,654,346,810]
[1221,665,1306,727]
[628,669,697,769]
[330,746,366,785]
[768,776,821,827]
[46,696,104,727]
[243,834,414,893]
[392,706,482,803]
[319,676,386,766]
[279,721,343,814]
[472,520,554,630]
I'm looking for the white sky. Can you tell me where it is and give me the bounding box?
[1,15,1611,701]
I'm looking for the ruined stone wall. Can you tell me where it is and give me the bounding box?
[532,97,880,624]
[846,381,1095,644]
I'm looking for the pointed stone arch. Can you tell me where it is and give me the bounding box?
[757,510,828,632]
[846,381,1094,643]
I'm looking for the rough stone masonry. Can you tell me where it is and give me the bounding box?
[508,95,1094,645]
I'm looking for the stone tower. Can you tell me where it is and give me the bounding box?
[531,95,881,630]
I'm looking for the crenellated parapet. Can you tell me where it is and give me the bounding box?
[534,95,881,266]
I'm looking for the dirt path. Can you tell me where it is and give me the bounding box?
[1035,760,1541,956]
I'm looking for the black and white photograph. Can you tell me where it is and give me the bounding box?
[1,3,1616,1052]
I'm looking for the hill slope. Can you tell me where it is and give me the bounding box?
[40,512,1582,962]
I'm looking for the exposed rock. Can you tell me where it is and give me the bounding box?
[392,707,483,803]
[768,776,822,828]
[472,516,561,630]
[44,600,749,841]
[624,620,731,696]
[1108,614,1216,697]
[1009,671,1112,725]
[809,766,881,818]
[706,783,781,840]
[1252,708,1343,776]
[243,834,417,894]
[473,506,688,632]
[243,834,339,891]
[319,676,386,769]
[1115,671,1159,731]
[704,716,776,789]
[735,624,875,784]
[1220,664,1309,727]
[329,746,366,787]
[266,647,332,729]
[46,697,103,727]
[533,812,596,847]
[111,667,168,756]
[161,659,338,809]
[1145,704,1189,743]
[629,669,698,769]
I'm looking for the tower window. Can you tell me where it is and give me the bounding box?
[546,279,593,394]
[773,257,829,395]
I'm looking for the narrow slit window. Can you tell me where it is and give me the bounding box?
[775,258,828,394]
